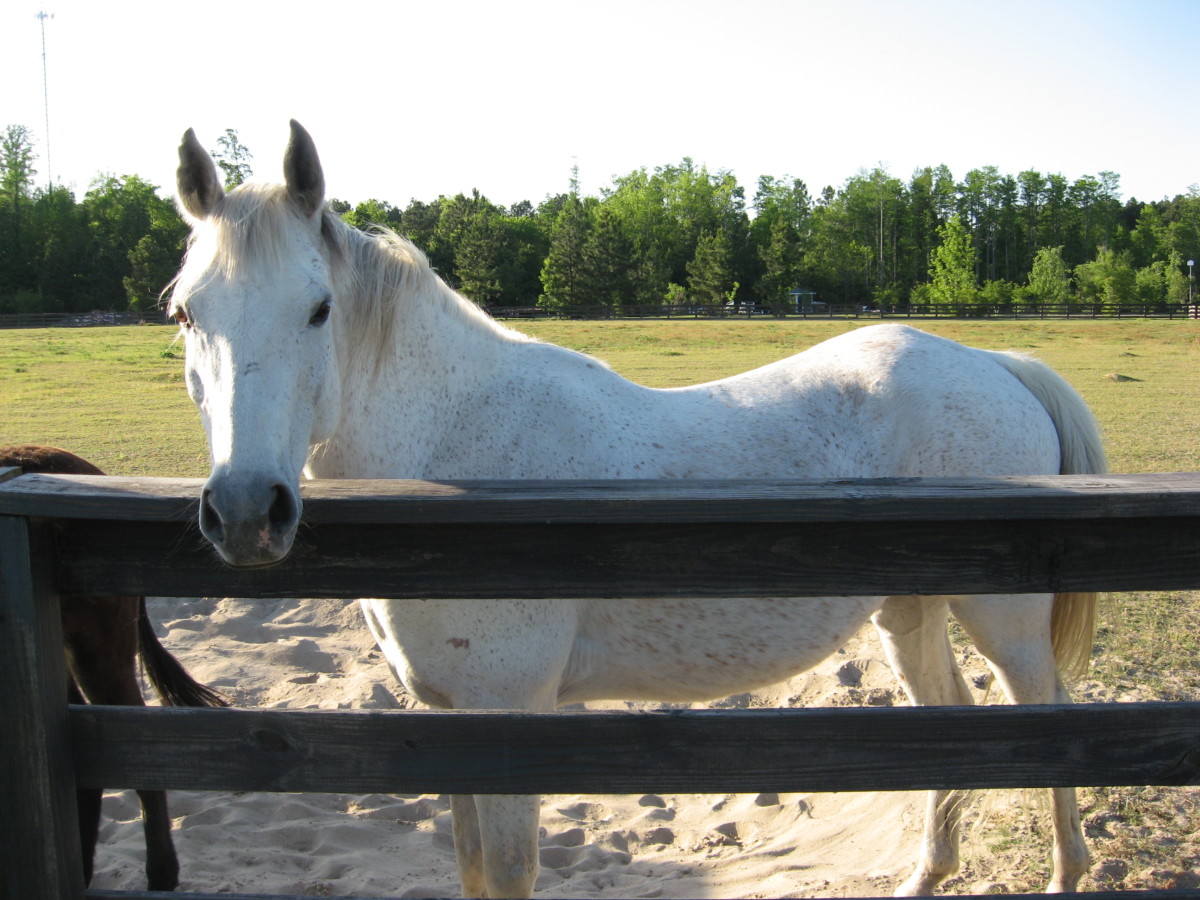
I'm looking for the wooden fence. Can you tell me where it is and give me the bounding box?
[2,470,1199,900]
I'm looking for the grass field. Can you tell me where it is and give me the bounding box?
[1,317,1197,475]
[1,316,1199,890]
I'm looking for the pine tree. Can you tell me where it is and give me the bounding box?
[580,206,631,308]
[0,125,38,298]
[456,210,505,305]
[686,228,737,309]
[539,196,591,309]
[758,217,801,314]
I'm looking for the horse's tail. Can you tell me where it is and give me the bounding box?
[991,351,1108,682]
[990,352,1108,477]
[137,598,228,707]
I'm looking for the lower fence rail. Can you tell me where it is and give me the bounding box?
[72,702,1200,795]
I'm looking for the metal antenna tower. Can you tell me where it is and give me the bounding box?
[37,10,53,188]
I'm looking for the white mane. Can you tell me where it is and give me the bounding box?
[171,182,533,366]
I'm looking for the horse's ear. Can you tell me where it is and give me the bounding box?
[176,128,224,221]
[284,120,325,218]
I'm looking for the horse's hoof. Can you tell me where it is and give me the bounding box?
[1046,877,1085,893]
[146,858,180,892]
[894,871,944,897]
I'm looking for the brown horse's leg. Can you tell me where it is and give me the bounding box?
[69,678,104,885]
[63,595,180,891]
[138,790,180,890]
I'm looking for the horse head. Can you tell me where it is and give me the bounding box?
[171,121,341,567]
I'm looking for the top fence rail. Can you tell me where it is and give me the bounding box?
[2,470,1198,600]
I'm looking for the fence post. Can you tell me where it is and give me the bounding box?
[0,514,85,900]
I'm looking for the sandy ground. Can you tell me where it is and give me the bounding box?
[86,596,1197,897]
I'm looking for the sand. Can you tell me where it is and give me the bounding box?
[83,596,1138,897]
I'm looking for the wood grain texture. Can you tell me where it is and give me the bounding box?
[70,702,1200,795]
[48,511,1200,598]
[0,516,84,900]
[4,472,1200,598]
[1,471,1199,522]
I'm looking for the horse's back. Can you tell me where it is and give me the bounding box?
[462,323,1066,482]
[0,444,105,476]
[661,323,1065,479]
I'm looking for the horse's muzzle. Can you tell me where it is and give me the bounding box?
[199,472,300,567]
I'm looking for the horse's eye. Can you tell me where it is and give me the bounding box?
[309,298,332,327]
[173,307,192,329]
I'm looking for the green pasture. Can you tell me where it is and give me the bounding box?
[1,317,1196,476]
[1,316,1198,891]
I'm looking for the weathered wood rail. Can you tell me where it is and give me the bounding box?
[2,470,1199,900]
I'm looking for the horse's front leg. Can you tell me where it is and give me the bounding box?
[449,791,543,900]
[366,597,574,898]
[451,795,487,897]
[471,794,542,899]
[450,793,541,899]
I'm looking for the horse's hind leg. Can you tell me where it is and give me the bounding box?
[950,594,1089,893]
[64,596,180,891]
[871,596,975,897]
[474,794,542,899]
[69,678,104,885]
[137,789,180,890]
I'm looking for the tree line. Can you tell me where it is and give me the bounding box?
[3,124,1198,316]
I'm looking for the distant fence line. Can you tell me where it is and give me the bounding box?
[487,302,1200,321]
[2,302,1197,331]
[0,310,163,329]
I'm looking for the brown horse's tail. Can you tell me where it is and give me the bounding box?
[989,350,1109,682]
[137,598,228,707]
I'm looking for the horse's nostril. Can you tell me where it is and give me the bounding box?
[199,477,298,564]
[199,486,225,541]
[268,484,297,531]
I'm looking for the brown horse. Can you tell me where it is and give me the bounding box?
[0,445,226,892]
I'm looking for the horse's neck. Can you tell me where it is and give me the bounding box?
[321,265,511,479]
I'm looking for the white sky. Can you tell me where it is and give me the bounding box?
[2,0,1198,210]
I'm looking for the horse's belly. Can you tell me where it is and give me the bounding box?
[359,597,579,710]
[562,595,884,704]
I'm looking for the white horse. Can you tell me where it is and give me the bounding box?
[170,121,1106,898]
